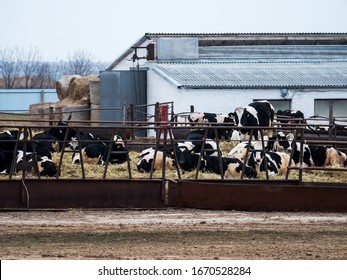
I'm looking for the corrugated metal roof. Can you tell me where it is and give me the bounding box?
[106,33,347,70]
[148,61,347,89]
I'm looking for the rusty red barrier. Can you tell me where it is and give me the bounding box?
[0,179,165,209]
[167,180,347,212]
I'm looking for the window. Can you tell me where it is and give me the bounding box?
[254,99,291,112]
[314,99,347,117]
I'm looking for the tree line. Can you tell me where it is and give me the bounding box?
[0,47,106,89]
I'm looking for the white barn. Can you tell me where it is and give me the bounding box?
[104,33,347,122]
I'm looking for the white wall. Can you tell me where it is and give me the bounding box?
[148,69,347,118]
[110,40,347,119]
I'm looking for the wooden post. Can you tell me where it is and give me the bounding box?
[49,106,54,126]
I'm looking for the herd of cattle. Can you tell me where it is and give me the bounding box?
[1,100,346,179]
[0,122,127,177]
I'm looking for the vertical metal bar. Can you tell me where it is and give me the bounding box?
[214,127,224,179]
[298,127,305,183]
[195,128,208,179]
[259,129,269,180]
[9,127,22,179]
[122,128,132,180]
[56,126,71,179]
[241,129,254,179]
[28,127,40,178]
[285,128,299,180]
[328,100,333,141]
[168,127,181,179]
[161,127,168,189]
[102,129,114,179]
[49,107,54,126]
[76,128,85,179]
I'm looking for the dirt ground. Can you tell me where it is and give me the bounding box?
[0,209,346,260]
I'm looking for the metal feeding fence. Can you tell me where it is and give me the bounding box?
[0,114,347,211]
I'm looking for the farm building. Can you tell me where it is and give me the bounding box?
[102,33,347,123]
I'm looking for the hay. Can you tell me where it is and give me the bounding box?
[1,137,347,183]
[55,75,81,101]
[57,74,98,106]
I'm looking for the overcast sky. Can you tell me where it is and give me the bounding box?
[1,0,347,63]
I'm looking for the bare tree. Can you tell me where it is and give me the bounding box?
[65,50,99,76]
[31,62,55,88]
[22,47,42,88]
[0,47,23,88]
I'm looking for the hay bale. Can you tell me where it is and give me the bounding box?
[55,75,81,101]
[29,102,57,126]
[58,74,98,106]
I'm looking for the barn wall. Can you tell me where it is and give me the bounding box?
[147,69,347,118]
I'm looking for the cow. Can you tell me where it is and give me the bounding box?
[247,151,292,176]
[137,149,175,173]
[32,132,60,157]
[188,112,217,123]
[36,156,58,177]
[0,130,22,151]
[276,109,305,125]
[0,149,16,174]
[11,151,58,177]
[286,142,346,168]
[290,142,314,167]
[72,143,107,164]
[308,145,347,167]
[45,121,77,144]
[224,159,258,179]
[69,131,108,151]
[233,100,275,140]
[188,113,235,139]
[71,135,127,165]
[227,141,266,160]
[100,135,127,165]
[266,132,294,153]
[201,154,257,178]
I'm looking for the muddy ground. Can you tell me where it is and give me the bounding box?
[0,209,346,260]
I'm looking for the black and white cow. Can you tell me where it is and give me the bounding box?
[227,141,265,160]
[45,121,77,147]
[201,154,257,178]
[184,131,219,156]
[36,156,59,177]
[72,143,107,164]
[247,150,292,176]
[266,132,294,153]
[224,158,258,179]
[233,100,275,140]
[71,135,127,165]
[187,112,235,140]
[276,109,305,125]
[32,132,60,158]
[308,145,347,167]
[100,135,127,165]
[188,112,218,123]
[0,149,15,174]
[137,149,175,173]
[5,150,58,177]
[286,142,347,168]
[0,130,23,151]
